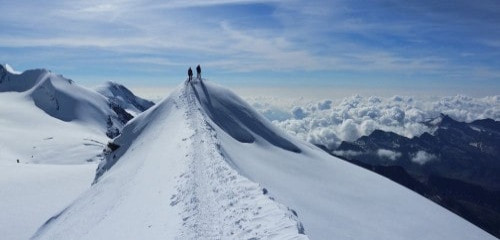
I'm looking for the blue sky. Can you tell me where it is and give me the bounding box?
[1,0,499,96]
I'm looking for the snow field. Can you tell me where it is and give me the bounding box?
[0,92,107,165]
[0,162,96,240]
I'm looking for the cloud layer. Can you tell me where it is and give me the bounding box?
[249,95,500,149]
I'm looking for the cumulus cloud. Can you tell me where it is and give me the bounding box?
[376,149,402,161]
[249,95,500,149]
[411,151,437,165]
[306,128,340,150]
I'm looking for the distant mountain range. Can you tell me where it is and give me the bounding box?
[324,114,500,238]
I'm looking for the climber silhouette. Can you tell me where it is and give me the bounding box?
[188,67,193,81]
[196,65,201,79]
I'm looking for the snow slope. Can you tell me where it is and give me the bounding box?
[0,162,96,240]
[0,91,107,164]
[33,79,495,240]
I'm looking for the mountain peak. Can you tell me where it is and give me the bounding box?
[0,66,144,139]
[424,113,459,127]
[439,113,455,123]
[1,63,21,74]
[95,81,154,116]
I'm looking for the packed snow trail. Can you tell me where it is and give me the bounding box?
[32,80,307,240]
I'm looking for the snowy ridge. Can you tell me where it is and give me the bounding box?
[173,83,307,239]
[33,79,496,240]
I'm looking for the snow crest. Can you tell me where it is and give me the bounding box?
[171,82,307,239]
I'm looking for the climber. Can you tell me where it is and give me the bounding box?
[188,67,193,81]
[196,65,201,79]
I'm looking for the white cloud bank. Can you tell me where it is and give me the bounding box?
[249,95,500,149]
[411,151,438,165]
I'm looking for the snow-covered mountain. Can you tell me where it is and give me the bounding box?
[0,64,153,164]
[0,64,153,138]
[95,81,154,117]
[0,64,155,239]
[33,79,495,240]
